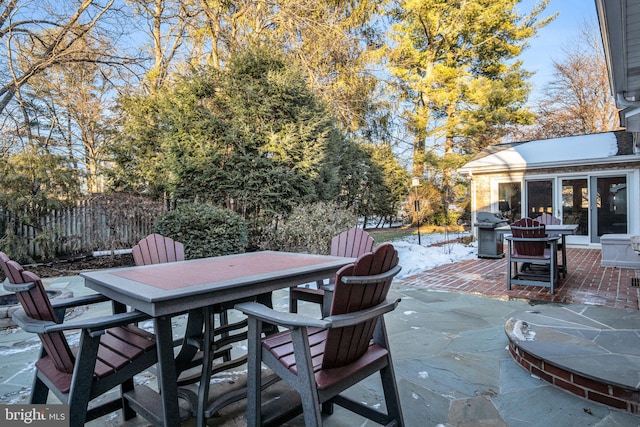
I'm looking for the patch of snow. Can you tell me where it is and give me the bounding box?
[391,232,476,279]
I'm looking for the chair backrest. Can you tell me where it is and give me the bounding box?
[536,213,561,238]
[133,233,185,266]
[330,227,374,258]
[0,252,75,373]
[323,243,399,369]
[536,213,561,225]
[510,218,546,257]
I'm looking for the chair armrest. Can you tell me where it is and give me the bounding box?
[12,308,151,336]
[235,302,330,329]
[340,265,402,285]
[236,296,401,330]
[324,297,401,328]
[50,293,110,310]
[4,277,110,309]
[505,236,560,243]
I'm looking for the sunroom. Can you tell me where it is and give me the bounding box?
[459,130,640,246]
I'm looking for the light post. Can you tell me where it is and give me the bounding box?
[412,177,421,245]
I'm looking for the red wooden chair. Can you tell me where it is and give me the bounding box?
[237,243,404,426]
[132,234,246,385]
[289,227,374,316]
[506,218,560,293]
[132,234,269,425]
[536,213,561,227]
[132,233,185,265]
[0,252,157,426]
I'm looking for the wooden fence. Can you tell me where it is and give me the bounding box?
[2,194,166,260]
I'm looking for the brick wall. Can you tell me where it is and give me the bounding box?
[508,342,640,414]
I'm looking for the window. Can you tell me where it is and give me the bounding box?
[526,180,553,219]
[498,182,521,222]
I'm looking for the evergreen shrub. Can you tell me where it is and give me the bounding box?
[266,201,358,254]
[154,204,248,259]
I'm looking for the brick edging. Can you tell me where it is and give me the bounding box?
[508,342,640,414]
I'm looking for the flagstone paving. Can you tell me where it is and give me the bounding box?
[1,247,639,426]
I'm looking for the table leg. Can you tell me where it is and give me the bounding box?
[155,316,181,427]
[197,306,213,427]
[560,235,567,277]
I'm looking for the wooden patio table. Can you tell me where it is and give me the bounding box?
[81,251,354,427]
[496,224,579,277]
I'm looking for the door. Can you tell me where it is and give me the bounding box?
[590,176,627,242]
[526,179,553,219]
[561,178,589,240]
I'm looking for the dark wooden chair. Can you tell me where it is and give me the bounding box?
[237,243,404,426]
[289,227,374,316]
[506,218,560,294]
[132,234,270,425]
[132,233,185,265]
[132,234,246,385]
[0,252,157,426]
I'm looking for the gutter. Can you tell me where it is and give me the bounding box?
[459,154,640,176]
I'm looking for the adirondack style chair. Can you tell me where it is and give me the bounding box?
[289,227,374,316]
[132,233,185,266]
[536,213,561,227]
[132,234,274,425]
[0,252,157,426]
[506,218,560,294]
[237,243,404,426]
[132,234,247,386]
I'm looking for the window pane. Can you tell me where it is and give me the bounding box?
[498,182,521,223]
[596,176,627,235]
[561,178,588,236]
[526,180,553,219]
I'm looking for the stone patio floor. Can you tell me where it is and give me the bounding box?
[2,246,640,426]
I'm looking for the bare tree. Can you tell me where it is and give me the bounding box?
[28,51,117,193]
[126,0,192,91]
[516,20,620,140]
[0,1,119,116]
[0,0,154,200]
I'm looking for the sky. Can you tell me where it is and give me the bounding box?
[519,0,599,101]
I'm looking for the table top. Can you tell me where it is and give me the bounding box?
[495,224,579,235]
[81,251,354,317]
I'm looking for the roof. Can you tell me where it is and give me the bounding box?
[459,131,638,175]
[595,0,640,131]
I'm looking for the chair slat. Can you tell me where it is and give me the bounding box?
[511,218,547,257]
[97,344,131,369]
[106,325,156,352]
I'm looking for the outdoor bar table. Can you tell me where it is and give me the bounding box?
[81,250,354,427]
[496,223,579,277]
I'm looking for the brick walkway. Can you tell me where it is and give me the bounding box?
[398,247,640,310]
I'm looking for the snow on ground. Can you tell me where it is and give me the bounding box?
[390,231,477,279]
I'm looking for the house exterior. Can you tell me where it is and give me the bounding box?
[459,131,640,246]
[595,0,640,133]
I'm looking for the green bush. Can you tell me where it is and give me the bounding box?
[154,204,248,259]
[0,227,31,264]
[265,201,358,254]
